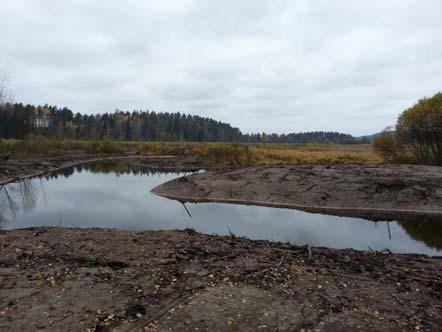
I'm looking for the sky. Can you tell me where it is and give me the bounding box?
[1,1,441,136]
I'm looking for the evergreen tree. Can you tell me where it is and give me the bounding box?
[0,103,357,143]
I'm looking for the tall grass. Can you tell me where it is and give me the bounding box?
[136,142,380,166]
[0,138,381,165]
[85,140,122,154]
[0,137,83,157]
[0,137,122,157]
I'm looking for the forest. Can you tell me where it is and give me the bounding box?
[0,103,359,144]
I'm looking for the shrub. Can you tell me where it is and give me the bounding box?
[396,92,442,165]
[86,140,122,154]
[85,140,100,153]
[99,140,122,154]
[373,128,403,162]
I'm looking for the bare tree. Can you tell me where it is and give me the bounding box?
[0,74,11,104]
[0,76,5,103]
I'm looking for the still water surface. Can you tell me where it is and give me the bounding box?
[1,162,441,256]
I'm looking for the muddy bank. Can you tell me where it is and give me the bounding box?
[0,153,202,186]
[1,227,441,332]
[152,164,442,220]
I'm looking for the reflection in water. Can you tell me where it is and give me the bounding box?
[0,179,39,228]
[398,218,442,250]
[45,162,170,179]
[0,162,170,228]
[1,161,441,255]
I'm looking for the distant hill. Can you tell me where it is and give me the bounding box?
[355,131,393,143]
[241,131,358,144]
[355,134,378,143]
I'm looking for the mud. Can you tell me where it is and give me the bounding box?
[1,227,442,332]
[152,164,442,220]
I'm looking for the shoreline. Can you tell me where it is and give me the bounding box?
[152,190,442,221]
[152,164,442,222]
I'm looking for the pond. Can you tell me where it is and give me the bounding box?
[1,161,441,256]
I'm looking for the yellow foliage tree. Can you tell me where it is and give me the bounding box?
[396,92,442,165]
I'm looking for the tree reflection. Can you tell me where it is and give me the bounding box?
[41,161,181,181]
[0,186,18,227]
[77,161,182,176]
[0,162,181,229]
[0,179,39,228]
[397,216,442,250]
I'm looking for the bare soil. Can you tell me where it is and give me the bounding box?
[1,227,442,332]
[152,164,442,220]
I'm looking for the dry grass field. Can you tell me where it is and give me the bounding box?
[0,138,381,166]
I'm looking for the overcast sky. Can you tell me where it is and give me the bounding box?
[1,1,441,135]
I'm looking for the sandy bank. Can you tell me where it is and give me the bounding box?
[152,164,442,220]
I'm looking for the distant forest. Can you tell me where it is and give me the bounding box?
[0,103,363,144]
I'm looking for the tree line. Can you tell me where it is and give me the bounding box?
[0,102,359,143]
[241,131,356,144]
[0,103,242,142]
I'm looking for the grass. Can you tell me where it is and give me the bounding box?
[0,137,84,156]
[85,140,122,154]
[0,137,124,156]
[0,137,382,166]
[136,141,380,165]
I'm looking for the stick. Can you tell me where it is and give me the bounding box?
[181,202,192,218]
[278,252,286,266]
[227,226,235,238]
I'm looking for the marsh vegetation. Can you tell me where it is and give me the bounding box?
[0,137,379,167]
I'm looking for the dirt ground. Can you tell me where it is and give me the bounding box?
[1,156,442,331]
[152,164,442,220]
[1,227,442,332]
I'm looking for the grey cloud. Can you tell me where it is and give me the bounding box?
[1,0,442,135]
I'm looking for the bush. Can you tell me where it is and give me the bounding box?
[86,140,122,154]
[373,128,403,162]
[100,140,122,154]
[396,92,442,165]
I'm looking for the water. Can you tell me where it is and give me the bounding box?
[1,161,441,256]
